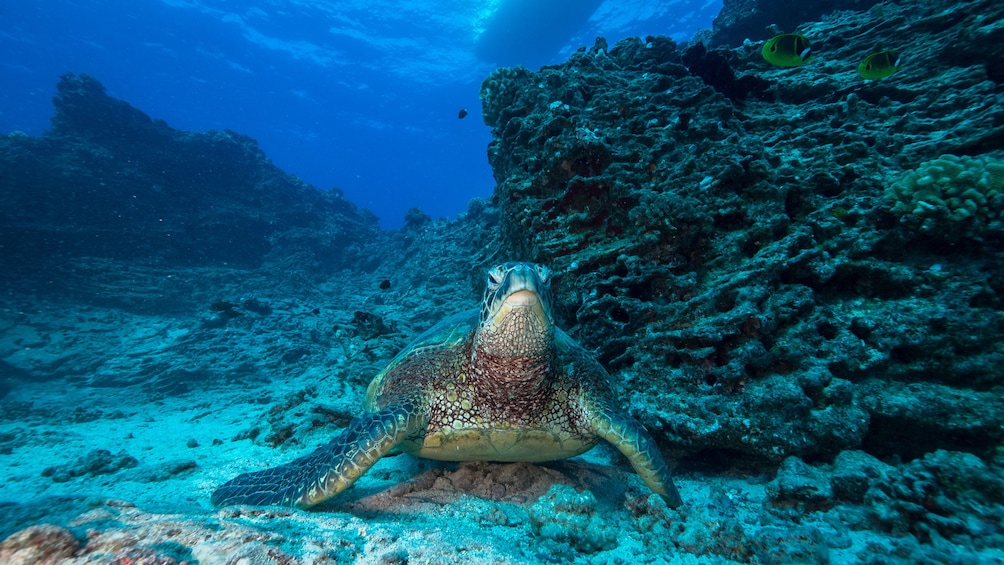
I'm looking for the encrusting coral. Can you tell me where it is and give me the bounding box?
[886,154,1004,238]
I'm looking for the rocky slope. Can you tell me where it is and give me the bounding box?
[1,74,384,274]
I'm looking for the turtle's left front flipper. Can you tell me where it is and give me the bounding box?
[212,403,425,509]
[592,407,683,508]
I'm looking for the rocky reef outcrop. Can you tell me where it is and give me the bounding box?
[480,0,1004,464]
[0,73,379,273]
[706,0,882,47]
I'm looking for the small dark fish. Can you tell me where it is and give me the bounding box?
[379,279,391,290]
[858,50,902,80]
[458,108,468,119]
[762,33,812,67]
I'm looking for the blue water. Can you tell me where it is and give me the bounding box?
[0,0,721,228]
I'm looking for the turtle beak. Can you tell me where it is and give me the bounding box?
[491,289,548,328]
[505,289,540,308]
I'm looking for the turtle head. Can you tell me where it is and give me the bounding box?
[475,262,554,359]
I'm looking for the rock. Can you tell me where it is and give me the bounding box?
[766,456,834,508]
[0,524,79,565]
[681,42,770,103]
[528,484,616,554]
[830,450,892,503]
[708,0,884,47]
[41,449,138,482]
[748,525,831,564]
[1,501,298,564]
[478,0,1004,462]
[865,450,1004,548]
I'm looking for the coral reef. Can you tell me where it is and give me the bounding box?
[866,450,1004,548]
[2,0,1004,562]
[706,0,882,47]
[479,0,1004,465]
[0,73,379,272]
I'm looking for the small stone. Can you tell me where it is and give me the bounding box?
[766,456,833,506]
[377,549,409,565]
[831,450,891,503]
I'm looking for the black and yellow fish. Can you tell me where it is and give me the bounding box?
[858,50,902,79]
[762,34,812,67]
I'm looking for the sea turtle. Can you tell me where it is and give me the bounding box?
[212,262,683,509]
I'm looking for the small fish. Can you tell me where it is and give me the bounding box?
[458,108,468,119]
[762,34,812,67]
[858,50,902,79]
[379,279,391,290]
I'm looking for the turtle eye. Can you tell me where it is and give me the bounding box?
[487,266,505,286]
[535,264,550,284]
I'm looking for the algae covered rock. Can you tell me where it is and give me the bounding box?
[830,450,892,503]
[866,450,1004,548]
[478,0,1004,464]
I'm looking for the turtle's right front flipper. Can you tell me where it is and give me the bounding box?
[591,406,683,509]
[212,403,425,509]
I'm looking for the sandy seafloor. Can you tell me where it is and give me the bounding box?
[1,264,1001,565]
[0,373,820,565]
